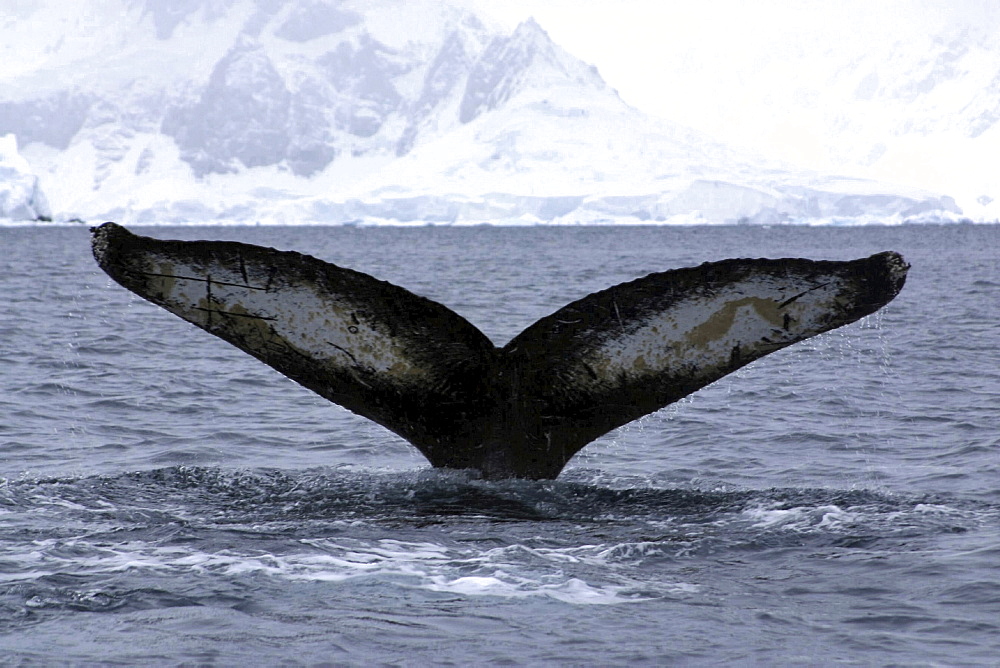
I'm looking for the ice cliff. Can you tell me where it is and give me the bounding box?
[0,134,51,221]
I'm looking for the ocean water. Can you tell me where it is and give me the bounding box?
[1,223,998,665]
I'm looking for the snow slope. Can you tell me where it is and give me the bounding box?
[0,0,966,224]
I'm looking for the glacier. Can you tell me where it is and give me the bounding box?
[0,134,52,221]
[0,0,971,225]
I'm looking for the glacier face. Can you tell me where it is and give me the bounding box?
[0,0,970,224]
[0,134,52,221]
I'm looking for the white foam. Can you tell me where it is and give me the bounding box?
[1,536,696,605]
[425,572,637,605]
[744,504,857,531]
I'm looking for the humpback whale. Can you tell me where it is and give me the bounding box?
[92,222,908,479]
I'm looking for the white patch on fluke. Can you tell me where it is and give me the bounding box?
[141,251,421,378]
[587,275,846,381]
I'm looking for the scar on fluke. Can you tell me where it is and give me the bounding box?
[92,222,908,480]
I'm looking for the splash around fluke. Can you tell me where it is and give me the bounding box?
[92,222,908,479]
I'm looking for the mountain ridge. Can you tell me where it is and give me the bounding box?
[0,0,966,223]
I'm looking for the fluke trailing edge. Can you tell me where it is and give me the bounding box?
[91,223,908,479]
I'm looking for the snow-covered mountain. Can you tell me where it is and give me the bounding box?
[0,0,963,224]
[811,25,1000,220]
[622,4,1000,221]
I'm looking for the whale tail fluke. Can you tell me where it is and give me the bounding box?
[92,222,907,479]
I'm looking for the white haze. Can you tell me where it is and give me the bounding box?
[480,0,1000,220]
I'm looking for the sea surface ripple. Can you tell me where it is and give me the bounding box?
[1,224,998,665]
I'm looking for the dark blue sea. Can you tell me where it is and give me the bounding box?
[1,223,998,665]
